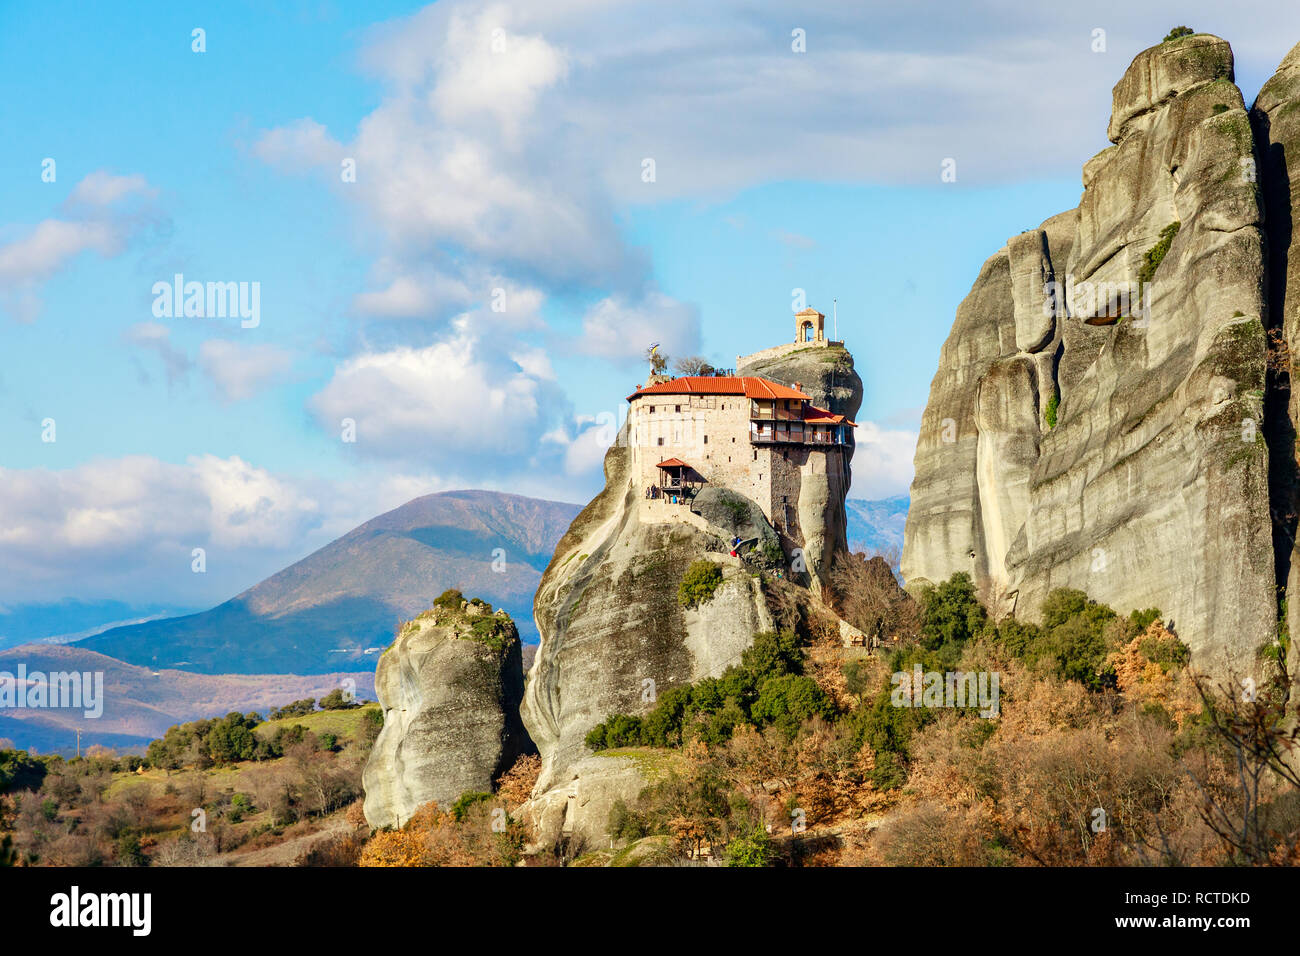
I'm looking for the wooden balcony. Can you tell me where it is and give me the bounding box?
[750,423,845,445]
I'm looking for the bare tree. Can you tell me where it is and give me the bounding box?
[673,355,716,376]
[829,551,919,643]
[1183,644,1300,864]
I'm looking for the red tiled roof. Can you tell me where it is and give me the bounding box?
[803,404,857,427]
[655,458,689,468]
[628,376,809,402]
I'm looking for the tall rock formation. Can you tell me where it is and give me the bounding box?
[904,34,1283,673]
[362,598,533,829]
[522,342,863,798]
[1253,42,1300,652]
[520,430,781,795]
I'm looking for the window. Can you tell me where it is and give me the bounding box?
[657,437,664,446]
[675,404,681,413]
[703,435,708,444]
[649,406,655,414]
[752,449,757,461]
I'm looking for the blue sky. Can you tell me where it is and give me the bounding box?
[3,0,1299,610]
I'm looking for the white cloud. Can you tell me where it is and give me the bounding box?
[851,421,918,499]
[309,334,563,468]
[579,290,700,363]
[251,117,345,171]
[0,170,161,322]
[198,339,295,402]
[426,9,570,141]
[0,220,122,285]
[0,456,326,604]
[352,275,444,319]
[64,171,156,209]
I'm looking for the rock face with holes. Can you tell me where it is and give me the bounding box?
[903,34,1280,673]
[362,602,534,829]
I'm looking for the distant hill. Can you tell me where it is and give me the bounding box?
[845,494,909,558]
[0,644,374,754]
[0,599,193,651]
[81,490,582,675]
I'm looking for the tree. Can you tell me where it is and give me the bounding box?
[752,674,833,740]
[644,345,668,375]
[1184,646,1300,864]
[918,572,987,653]
[830,551,919,642]
[1163,26,1194,41]
[673,355,716,376]
[319,688,359,710]
[725,824,775,866]
[678,560,724,608]
[843,659,872,704]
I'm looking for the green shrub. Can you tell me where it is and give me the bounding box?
[751,674,832,740]
[584,630,810,751]
[608,799,650,843]
[467,614,512,651]
[0,750,47,793]
[115,832,147,867]
[1163,26,1194,42]
[269,698,316,720]
[1138,631,1191,668]
[319,688,359,710]
[1129,607,1162,631]
[1138,222,1181,284]
[450,791,493,822]
[918,572,987,657]
[585,713,645,751]
[1015,589,1120,690]
[1045,390,1059,429]
[725,825,775,866]
[433,588,465,610]
[679,560,724,608]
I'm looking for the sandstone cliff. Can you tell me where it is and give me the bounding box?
[904,34,1293,673]
[1253,42,1300,654]
[362,599,533,829]
[520,342,864,802]
[520,428,781,795]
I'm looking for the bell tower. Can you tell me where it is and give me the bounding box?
[795,307,825,344]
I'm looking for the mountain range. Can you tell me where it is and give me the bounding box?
[0,488,907,751]
[80,490,582,675]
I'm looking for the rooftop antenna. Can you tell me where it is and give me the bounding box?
[833,298,838,341]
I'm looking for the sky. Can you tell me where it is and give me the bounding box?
[2,0,1299,610]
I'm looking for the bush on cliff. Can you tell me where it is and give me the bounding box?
[433,588,464,610]
[679,560,724,608]
[585,630,808,750]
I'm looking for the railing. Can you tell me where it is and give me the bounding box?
[749,405,804,422]
[750,424,844,445]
